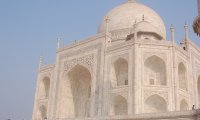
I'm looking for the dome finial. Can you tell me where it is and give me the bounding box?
[57,35,62,49]
[170,24,175,43]
[105,16,110,33]
[127,0,137,3]
[184,22,189,40]
[38,54,43,70]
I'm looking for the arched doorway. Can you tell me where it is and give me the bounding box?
[112,58,128,87]
[59,64,92,118]
[144,56,166,86]
[178,63,187,91]
[111,95,128,115]
[144,94,167,113]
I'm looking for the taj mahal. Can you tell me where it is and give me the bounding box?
[32,0,200,120]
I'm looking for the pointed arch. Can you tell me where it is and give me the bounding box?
[144,94,167,113]
[144,55,167,86]
[180,99,188,111]
[178,63,187,91]
[111,58,128,87]
[58,64,92,118]
[111,95,128,116]
[65,62,92,75]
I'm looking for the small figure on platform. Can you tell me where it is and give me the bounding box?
[192,105,196,110]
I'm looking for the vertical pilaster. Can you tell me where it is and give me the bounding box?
[133,41,140,114]
[32,56,43,120]
[98,39,104,117]
[98,44,105,117]
[32,74,41,120]
[189,51,195,107]
[102,54,111,116]
[128,47,133,114]
[170,25,177,111]
[100,33,111,117]
[50,52,62,119]
[90,72,96,117]
[98,16,111,117]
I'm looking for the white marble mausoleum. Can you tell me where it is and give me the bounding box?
[32,0,200,120]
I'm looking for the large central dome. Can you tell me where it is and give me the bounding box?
[98,0,166,39]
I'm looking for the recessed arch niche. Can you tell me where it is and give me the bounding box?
[144,94,167,113]
[178,63,187,91]
[180,99,188,111]
[144,55,167,86]
[111,58,128,87]
[111,95,128,116]
[58,64,92,118]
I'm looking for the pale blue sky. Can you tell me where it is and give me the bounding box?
[0,0,199,120]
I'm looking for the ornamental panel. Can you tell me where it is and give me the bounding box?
[64,54,94,73]
[143,52,167,63]
[60,44,101,59]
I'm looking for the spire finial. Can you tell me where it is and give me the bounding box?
[39,55,43,70]
[184,23,189,51]
[133,20,138,40]
[170,24,175,43]
[57,36,62,49]
[105,16,110,33]
[184,22,189,40]
[127,0,137,3]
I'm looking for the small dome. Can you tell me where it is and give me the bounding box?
[98,0,166,39]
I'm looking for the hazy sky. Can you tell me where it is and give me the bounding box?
[0,0,199,120]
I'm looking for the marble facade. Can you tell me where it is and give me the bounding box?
[32,1,200,120]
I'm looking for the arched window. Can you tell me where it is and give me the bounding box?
[144,56,166,86]
[111,95,128,116]
[58,65,91,118]
[180,99,188,111]
[112,58,128,87]
[39,77,50,98]
[39,105,47,120]
[178,63,187,91]
[144,94,167,113]
[43,77,50,98]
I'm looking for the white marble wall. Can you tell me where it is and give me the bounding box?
[32,32,200,120]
